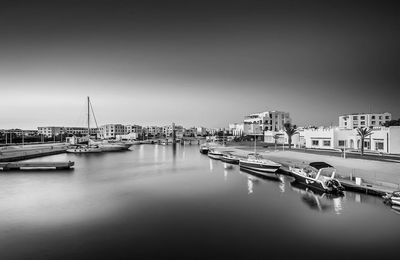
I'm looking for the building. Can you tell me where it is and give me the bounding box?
[339,112,392,129]
[228,123,244,136]
[183,127,197,137]
[144,126,162,137]
[38,126,98,137]
[196,126,207,136]
[125,124,142,134]
[162,124,183,137]
[301,126,400,154]
[99,124,126,139]
[243,110,291,137]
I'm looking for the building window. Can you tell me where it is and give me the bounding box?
[312,140,319,146]
[338,140,345,147]
[323,140,331,146]
[375,142,384,150]
[371,121,376,125]
[360,116,365,120]
[360,121,365,125]
[371,116,375,119]
[379,116,382,119]
[353,116,358,120]
[385,116,390,120]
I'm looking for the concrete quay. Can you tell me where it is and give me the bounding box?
[211,145,400,196]
[0,143,69,162]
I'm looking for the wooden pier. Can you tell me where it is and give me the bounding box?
[0,161,74,171]
[339,178,396,196]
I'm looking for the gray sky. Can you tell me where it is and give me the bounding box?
[1,0,399,129]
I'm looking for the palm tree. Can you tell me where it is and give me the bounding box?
[284,123,298,150]
[273,134,280,151]
[356,127,373,156]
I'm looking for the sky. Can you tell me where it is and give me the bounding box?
[0,0,399,129]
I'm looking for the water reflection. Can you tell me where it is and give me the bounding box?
[209,159,213,172]
[290,181,343,214]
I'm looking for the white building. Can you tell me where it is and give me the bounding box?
[162,124,183,137]
[38,126,98,137]
[196,127,207,136]
[125,124,142,134]
[302,126,400,154]
[339,112,391,129]
[99,124,126,139]
[243,110,291,136]
[229,123,244,136]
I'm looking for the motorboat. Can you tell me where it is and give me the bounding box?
[66,145,102,153]
[89,140,133,152]
[208,149,223,160]
[220,152,240,164]
[383,191,400,206]
[289,162,344,194]
[239,153,281,178]
[199,145,209,154]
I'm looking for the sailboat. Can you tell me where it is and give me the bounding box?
[66,97,103,153]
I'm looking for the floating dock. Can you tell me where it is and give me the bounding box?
[0,161,74,171]
[339,179,396,196]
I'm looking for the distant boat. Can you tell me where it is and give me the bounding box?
[199,145,209,154]
[66,145,102,153]
[208,149,223,160]
[383,191,400,206]
[220,152,240,164]
[290,162,344,194]
[239,153,281,178]
[91,140,133,152]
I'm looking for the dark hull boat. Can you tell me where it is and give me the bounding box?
[200,146,209,154]
[290,162,344,194]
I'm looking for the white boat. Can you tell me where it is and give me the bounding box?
[208,149,223,160]
[239,153,281,178]
[90,140,133,152]
[289,162,344,194]
[383,191,400,206]
[67,145,102,153]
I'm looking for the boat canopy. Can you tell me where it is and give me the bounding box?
[309,162,334,170]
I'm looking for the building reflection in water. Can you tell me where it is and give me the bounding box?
[278,176,285,193]
[138,144,145,160]
[247,178,254,194]
[162,146,166,162]
[154,144,159,162]
[172,144,177,164]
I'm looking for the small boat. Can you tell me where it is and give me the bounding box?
[208,149,223,160]
[289,162,344,194]
[383,191,400,206]
[220,152,240,164]
[239,153,281,178]
[199,145,209,154]
[66,145,102,153]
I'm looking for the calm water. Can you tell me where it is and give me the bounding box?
[0,144,399,259]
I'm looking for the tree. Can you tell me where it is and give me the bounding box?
[283,123,299,150]
[273,134,280,151]
[356,127,373,156]
[383,119,400,127]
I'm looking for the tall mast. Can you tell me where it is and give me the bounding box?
[87,96,90,138]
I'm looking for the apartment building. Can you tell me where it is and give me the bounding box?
[243,110,291,136]
[38,126,98,137]
[228,123,244,136]
[339,112,392,129]
[125,124,142,134]
[99,124,126,139]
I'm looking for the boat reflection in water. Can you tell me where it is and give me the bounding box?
[290,181,344,214]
